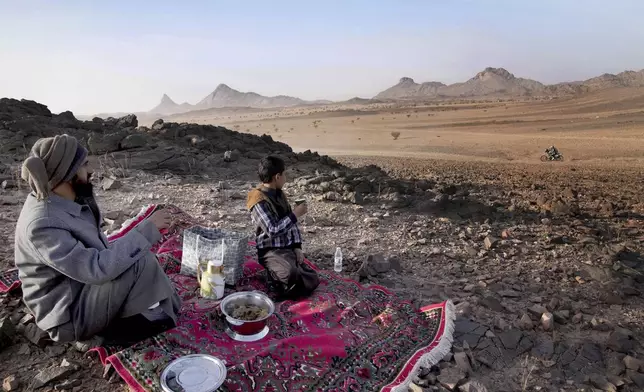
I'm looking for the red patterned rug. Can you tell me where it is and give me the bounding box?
[4,204,454,392]
[0,268,20,293]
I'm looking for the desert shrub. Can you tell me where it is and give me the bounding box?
[98,153,130,178]
[391,131,401,140]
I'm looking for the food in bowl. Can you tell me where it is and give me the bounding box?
[231,304,269,321]
[220,291,275,337]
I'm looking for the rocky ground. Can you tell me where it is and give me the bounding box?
[1,98,644,391]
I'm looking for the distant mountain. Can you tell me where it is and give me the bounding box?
[340,97,384,105]
[196,84,305,109]
[442,67,545,96]
[148,94,193,115]
[375,68,544,100]
[142,68,644,117]
[546,69,644,95]
[375,67,644,100]
[374,77,447,100]
[148,84,308,115]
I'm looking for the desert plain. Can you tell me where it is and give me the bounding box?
[164,87,644,164]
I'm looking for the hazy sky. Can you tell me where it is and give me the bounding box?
[2,0,644,115]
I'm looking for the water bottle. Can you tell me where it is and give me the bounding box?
[334,247,343,273]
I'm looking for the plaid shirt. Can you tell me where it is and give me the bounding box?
[250,201,302,250]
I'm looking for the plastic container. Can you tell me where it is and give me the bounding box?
[334,247,343,273]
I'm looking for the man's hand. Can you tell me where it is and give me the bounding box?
[148,209,173,231]
[293,202,308,218]
[295,248,304,263]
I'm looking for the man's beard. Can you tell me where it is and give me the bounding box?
[72,174,101,225]
[72,179,94,202]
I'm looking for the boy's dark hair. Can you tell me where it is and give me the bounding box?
[258,155,286,183]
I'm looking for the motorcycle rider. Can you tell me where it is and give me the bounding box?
[545,145,560,159]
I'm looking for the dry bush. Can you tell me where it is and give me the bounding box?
[391,131,401,140]
[2,163,25,190]
[520,355,537,391]
[98,153,131,178]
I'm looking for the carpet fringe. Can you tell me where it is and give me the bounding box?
[389,300,455,392]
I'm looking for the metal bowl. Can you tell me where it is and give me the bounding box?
[160,354,226,392]
[220,291,275,336]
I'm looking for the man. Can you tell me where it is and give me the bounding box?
[246,156,319,299]
[14,134,181,345]
[546,145,560,159]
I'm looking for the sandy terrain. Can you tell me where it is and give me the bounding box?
[160,87,644,166]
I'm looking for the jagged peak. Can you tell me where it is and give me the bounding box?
[201,83,237,98]
[420,81,447,87]
[214,83,234,92]
[399,77,415,84]
[160,94,177,105]
[475,67,515,80]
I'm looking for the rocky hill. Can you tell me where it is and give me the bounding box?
[376,67,644,100]
[545,70,644,95]
[442,67,545,97]
[0,98,305,177]
[374,77,447,100]
[0,97,421,205]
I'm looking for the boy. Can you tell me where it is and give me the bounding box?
[246,156,320,299]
